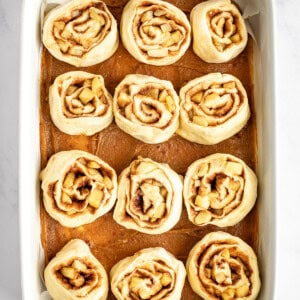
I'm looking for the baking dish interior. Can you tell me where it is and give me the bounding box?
[19,0,276,299]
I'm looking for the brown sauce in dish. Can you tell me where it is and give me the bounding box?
[40,1,258,299]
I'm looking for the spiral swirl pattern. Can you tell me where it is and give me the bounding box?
[49,71,113,136]
[186,232,261,300]
[177,73,250,145]
[40,150,117,227]
[190,0,248,63]
[45,239,108,300]
[183,153,257,227]
[111,247,186,300]
[121,0,191,65]
[113,157,183,234]
[42,0,118,66]
[113,74,180,143]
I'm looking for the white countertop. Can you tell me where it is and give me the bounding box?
[0,0,299,298]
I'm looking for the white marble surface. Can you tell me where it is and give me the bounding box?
[0,0,299,299]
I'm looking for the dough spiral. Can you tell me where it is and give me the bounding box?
[177,73,250,145]
[113,157,183,234]
[40,150,117,227]
[121,0,191,65]
[183,153,257,227]
[49,71,113,136]
[111,247,186,300]
[44,239,108,300]
[191,0,248,63]
[113,74,180,144]
[42,0,118,67]
[186,231,261,300]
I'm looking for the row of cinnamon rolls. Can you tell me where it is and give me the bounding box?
[42,0,248,66]
[44,232,260,300]
[49,71,250,145]
[41,151,257,231]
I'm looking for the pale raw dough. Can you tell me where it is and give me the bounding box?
[191,0,248,63]
[42,0,119,67]
[111,247,186,300]
[113,74,180,144]
[183,153,257,227]
[121,0,191,65]
[177,73,250,145]
[49,71,113,136]
[44,239,108,300]
[186,231,261,300]
[113,157,183,234]
[40,150,117,227]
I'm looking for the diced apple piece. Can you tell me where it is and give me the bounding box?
[236,284,249,297]
[223,82,236,89]
[225,161,243,175]
[103,176,113,189]
[72,259,87,272]
[70,275,85,288]
[141,10,153,22]
[88,168,104,182]
[231,33,241,43]
[195,195,210,209]
[192,92,204,103]
[79,88,95,105]
[152,203,166,219]
[129,276,143,291]
[90,8,105,26]
[160,23,172,32]
[54,21,65,31]
[66,85,77,96]
[92,77,103,96]
[61,192,72,204]
[171,31,182,43]
[221,288,235,300]
[220,249,230,259]
[61,267,76,279]
[118,92,131,108]
[160,273,172,286]
[197,163,209,177]
[204,93,221,107]
[154,9,166,17]
[158,89,168,102]
[87,161,101,169]
[57,39,69,53]
[194,210,212,225]
[146,88,159,99]
[87,189,103,208]
[63,172,75,188]
[166,95,175,113]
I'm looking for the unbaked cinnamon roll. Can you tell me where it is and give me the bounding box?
[40,150,117,227]
[44,239,108,300]
[113,157,183,234]
[113,74,180,144]
[186,231,261,300]
[177,73,250,145]
[42,0,119,67]
[190,0,248,63]
[49,71,113,136]
[183,153,257,227]
[121,0,191,65]
[111,247,186,300]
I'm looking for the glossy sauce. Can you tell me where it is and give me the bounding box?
[40,1,258,299]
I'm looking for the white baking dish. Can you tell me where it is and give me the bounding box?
[19,0,276,299]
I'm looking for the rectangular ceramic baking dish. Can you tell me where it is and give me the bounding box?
[19,0,276,299]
